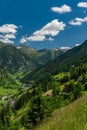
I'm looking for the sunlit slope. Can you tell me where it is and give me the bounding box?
[35,93,87,130]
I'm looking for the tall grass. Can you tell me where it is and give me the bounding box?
[35,93,87,130]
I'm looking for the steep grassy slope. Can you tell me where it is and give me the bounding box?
[35,93,87,130]
[21,40,87,83]
[0,44,39,73]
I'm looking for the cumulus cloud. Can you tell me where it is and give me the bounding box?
[51,4,72,14]
[27,35,46,42]
[0,38,14,44]
[20,19,66,43]
[47,37,54,41]
[69,16,87,26]
[4,34,16,39]
[77,2,87,8]
[0,24,18,34]
[0,34,16,44]
[20,37,27,43]
[0,24,18,44]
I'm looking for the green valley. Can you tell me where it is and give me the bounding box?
[0,40,87,130]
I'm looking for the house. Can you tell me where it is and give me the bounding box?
[2,96,9,100]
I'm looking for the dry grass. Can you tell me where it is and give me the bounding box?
[42,89,53,97]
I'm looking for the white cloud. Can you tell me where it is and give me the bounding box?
[77,2,87,8]
[0,35,4,39]
[75,43,80,47]
[4,34,16,39]
[33,19,66,36]
[27,35,46,42]
[0,24,18,34]
[69,16,87,26]
[20,19,66,43]
[60,46,71,50]
[20,37,27,43]
[47,37,54,41]
[51,4,72,14]
[0,34,16,39]
[0,24,19,44]
[0,38,14,44]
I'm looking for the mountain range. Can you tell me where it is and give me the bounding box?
[0,42,64,74]
[21,40,87,83]
[0,43,39,73]
[19,45,64,65]
[0,40,87,130]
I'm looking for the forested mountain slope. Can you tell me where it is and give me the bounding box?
[0,44,39,73]
[19,45,64,65]
[21,40,87,83]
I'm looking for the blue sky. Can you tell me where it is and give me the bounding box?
[0,0,87,49]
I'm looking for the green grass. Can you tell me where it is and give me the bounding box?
[0,87,18,107]
[0,87,17,97]
[35,93,87,130]
[53,72,70,80]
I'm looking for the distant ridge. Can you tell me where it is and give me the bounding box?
[19,45,64,65]
[21,40,87,83]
